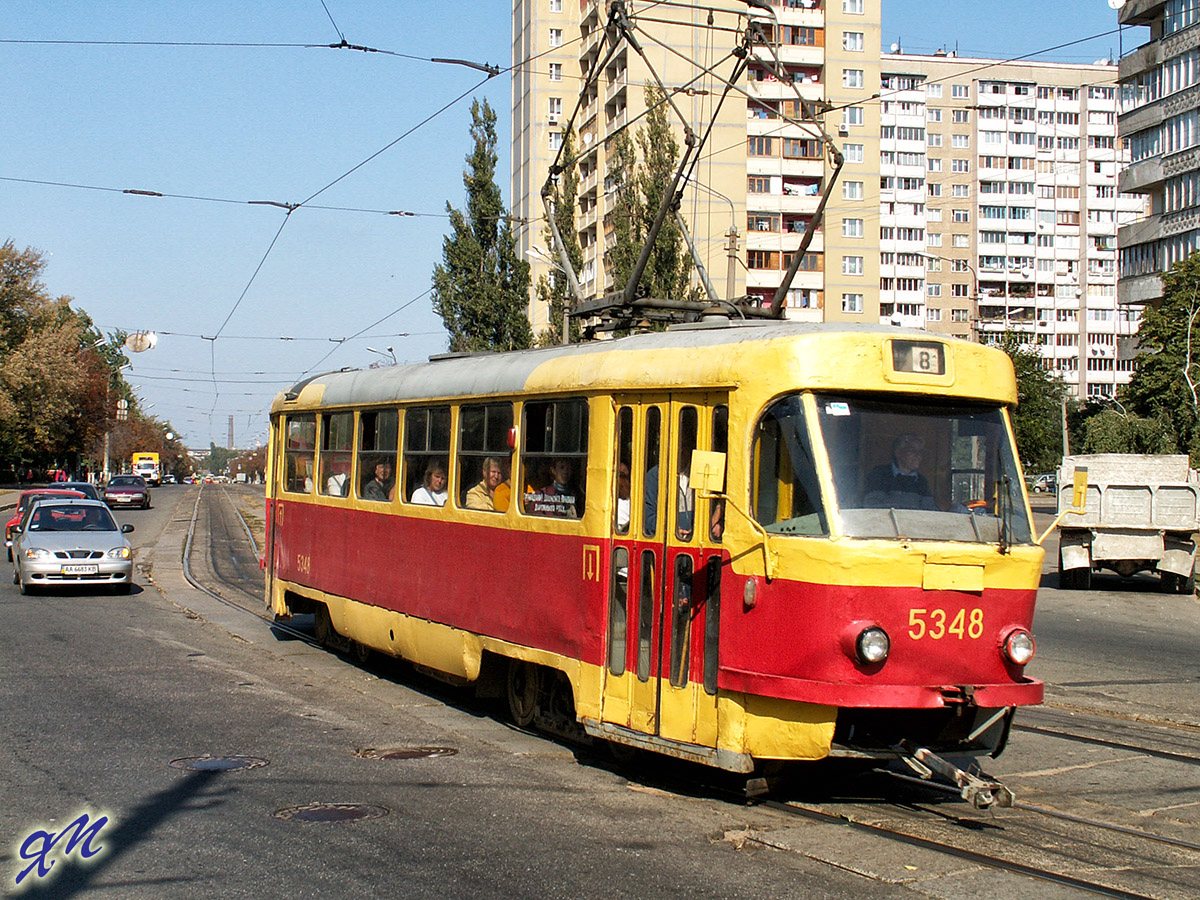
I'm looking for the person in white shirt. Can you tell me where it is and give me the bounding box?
[410,460,448,507]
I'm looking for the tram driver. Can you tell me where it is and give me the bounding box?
[862,433,938,511]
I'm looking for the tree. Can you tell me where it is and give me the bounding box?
[993,332,1068,474]
[535,130,584,346]
[605,84,698,303]
[1122,251,1200,463]
[432,99,533,353]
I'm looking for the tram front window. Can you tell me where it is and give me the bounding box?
[814,394,1032,544]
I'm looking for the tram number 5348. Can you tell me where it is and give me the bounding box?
[295,554,311,575]
[908,608,984,640]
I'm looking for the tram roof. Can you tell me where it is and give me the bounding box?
[271,320,1015,411]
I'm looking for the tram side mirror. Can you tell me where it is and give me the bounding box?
[1071,465,1088,509]
[690,450,726,495]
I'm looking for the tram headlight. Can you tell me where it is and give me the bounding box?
[1002,629,1036,666]
[855,626,890,665]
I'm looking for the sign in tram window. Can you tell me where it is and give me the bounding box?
[284,415,316,494]
[359,409,399,502]
[891,340,946,375]
[710,406,729,542]
[521,399,588,519]
[402,407,450,505]
[458,403,514,512]
[318,412,354,497]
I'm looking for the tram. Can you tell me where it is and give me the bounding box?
[264,318,1043,796]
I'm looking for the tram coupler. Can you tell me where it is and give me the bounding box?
[897,743,1014,810]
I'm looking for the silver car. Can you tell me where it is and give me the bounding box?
[11,499,135,595]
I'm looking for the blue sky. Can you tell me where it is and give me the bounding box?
[2,2,1143,449]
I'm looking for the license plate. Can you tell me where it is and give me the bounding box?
[62,564,99,575]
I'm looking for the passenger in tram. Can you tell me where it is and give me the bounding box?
[410,459,448,507]
[862,433,938,510]
[465,457,507,511]
[362,459,395,502]
[616,463,631,531]
[527,457,580,518]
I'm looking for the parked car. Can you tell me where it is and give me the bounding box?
[103,475,151,509]
[11,498,135,595]
[6,489,86,561]
[57,481,104,502]
[1030,473,1057,493]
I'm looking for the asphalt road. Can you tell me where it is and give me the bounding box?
[1,485,1196,899]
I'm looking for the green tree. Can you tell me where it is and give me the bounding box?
[1079,406,1176,454]
[605,84,697,303]
[536,131,584,346]
[432,99,533,353]
[1123,251,1200,463]
[993,332,1067,474]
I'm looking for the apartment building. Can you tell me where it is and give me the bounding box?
[878,54,1145,399]
[1117,0,1200,306]
[512,0,883,329]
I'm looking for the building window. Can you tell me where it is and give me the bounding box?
[844,142,864,163]
[549,62,562,82]
[952,109,970,123]
[843,181,864,200]
[842,292,864,313]
[843,31,864,51]
[549,28,563,47]
[747,175,771,193]
[549,0,563,10]
[549,131,563,151]
[843,217,864,238]
[548,97,562,121]
[843,0,864,13]
[927,308,942,322]
[952,234,969,248]
[748,136,774,156]
[952,84,969,98]
[843,69,864,89]
[843,106,864,126]
[952,134,970,148]
[843,256,864,275]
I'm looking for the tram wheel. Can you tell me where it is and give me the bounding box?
[314,604,335,646]
[506,660,540,727]
[351,640,372,665]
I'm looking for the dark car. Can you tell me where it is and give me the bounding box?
[58,481,103,502]
[6,489,86,561]
[103,475,151,509]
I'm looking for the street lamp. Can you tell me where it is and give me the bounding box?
[366,346,396,365]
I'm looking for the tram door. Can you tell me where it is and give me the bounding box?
[602,394,728,751]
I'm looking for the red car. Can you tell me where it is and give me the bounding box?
[103,475,151,510]
[6,488,86,561]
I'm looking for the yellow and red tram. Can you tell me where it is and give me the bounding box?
[265,319,1043,779]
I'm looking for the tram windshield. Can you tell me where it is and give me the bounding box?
[815,394,1032,544]
[752,393,1031,544]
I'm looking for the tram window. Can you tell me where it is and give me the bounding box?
[359,409,399,501]
[702,555,722,695]
[615,407,633,534]
[458,403,514,512]
[641,407,662,537]
[675,407,699,541]
[637,551,655,681]
[318,412,354,497]
[670,554,694,687]
[283,414,316,494]
[607,547,629,676]
[521,399,588,519]
[401,406,450,505]
[710,406,728,542]
[753,397,828,535]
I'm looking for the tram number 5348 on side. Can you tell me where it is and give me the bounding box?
[908,608,984,640]
[295,554,311,575]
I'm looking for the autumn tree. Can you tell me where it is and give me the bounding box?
[605,83,697,303]
[432,99,533,353]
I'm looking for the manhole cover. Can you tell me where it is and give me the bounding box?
[353,746,459,760]
[273,803,389,823]
[169,755,269,772]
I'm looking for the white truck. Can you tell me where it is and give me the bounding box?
[1057,454,1199,593]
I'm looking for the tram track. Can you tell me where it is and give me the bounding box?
[180,484,317,647]
[179,485,1199,899]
